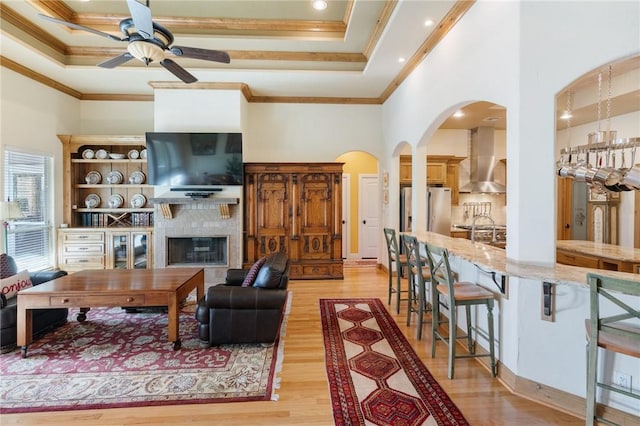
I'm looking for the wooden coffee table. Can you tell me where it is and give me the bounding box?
[17,268,204,358]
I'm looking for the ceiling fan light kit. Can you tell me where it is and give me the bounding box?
[38,0,230,83]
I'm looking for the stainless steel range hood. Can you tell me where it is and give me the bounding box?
[459,126,506,193]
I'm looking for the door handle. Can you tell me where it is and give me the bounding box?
[362,220,366,224]
[564,224,570,229]
[342,220,346,224]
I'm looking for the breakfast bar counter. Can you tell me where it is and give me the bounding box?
[403,231,639,423]
[406,231,638,287]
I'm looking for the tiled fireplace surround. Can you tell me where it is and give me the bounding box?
[152,198,241,287]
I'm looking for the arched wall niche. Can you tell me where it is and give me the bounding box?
[554,54,640,247]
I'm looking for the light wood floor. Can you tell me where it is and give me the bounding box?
[2,266,584,425]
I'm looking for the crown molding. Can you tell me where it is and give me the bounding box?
[2,0,474,106]
[0,55,82,99]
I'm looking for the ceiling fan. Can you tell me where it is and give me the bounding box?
[38,0,230,83]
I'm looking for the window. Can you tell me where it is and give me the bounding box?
[3,150,53,271]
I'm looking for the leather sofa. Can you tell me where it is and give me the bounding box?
[195,252,289,345]
[0,254,68,353]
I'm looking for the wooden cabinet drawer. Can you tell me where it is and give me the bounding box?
[63,244,104,254]
[61,256,105,269]
[556,250,599,268]
[49,294,145,307]
[302,265,330,276]
[62,232,104,242]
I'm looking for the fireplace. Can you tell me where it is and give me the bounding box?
[151,196,241,286]
[168,237,228,266]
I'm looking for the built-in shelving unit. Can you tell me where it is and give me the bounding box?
[57,135,154,270]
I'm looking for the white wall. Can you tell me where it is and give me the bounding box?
[380,0,639,414]
[0,69,80,256]
[382,0,639,264]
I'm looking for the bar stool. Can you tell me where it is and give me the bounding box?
[383,228,408,314]
[424,242,496,379]
[401,234,432,340]
[585,272,640,426]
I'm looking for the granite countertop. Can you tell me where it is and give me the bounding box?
[557,240,640,263]
[406,231,639,288]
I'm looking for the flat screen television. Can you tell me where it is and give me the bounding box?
[145,132,243,188]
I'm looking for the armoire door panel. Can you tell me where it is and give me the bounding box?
[300,174,332,233]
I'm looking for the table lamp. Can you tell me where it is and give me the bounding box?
[0,201,24,253]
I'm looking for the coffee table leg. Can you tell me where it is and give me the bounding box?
[17,302,32,359]
[168,296,180,350]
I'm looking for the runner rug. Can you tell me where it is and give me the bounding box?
[0,298,289,414]
[320,298,469,426]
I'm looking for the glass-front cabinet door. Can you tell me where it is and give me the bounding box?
[131,232,150,269]
[107,231,151,269]
[109,233,129,269]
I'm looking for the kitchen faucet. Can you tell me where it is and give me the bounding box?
[471,214,497,243]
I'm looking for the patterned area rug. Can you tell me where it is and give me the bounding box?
[0,299,289,413]
[320,298,469,426]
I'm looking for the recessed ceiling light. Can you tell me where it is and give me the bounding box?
[453,109,464,118]
[313,0,328,10]
[424,19,435,27]
[398,57,406,63]
[482,117,500,122]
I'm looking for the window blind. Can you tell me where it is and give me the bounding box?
[3,150,53,271]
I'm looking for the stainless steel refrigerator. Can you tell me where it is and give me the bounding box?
[400,187,451,235]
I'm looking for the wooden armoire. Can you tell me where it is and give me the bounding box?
[243,163,343,279]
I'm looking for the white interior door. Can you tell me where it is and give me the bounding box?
[342,174,351,259]
[359,174,379,259]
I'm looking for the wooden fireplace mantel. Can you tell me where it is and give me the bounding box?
[150,197,239,220]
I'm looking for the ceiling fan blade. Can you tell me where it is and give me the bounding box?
[38,14,125,42]
[126,0,154,40]
[97,53,135,68]
[170,46,231,64]
[160,59,197,84]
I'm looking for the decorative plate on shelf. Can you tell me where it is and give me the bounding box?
[84,194,101,208]
[130,193,147,208]
[128,149,139,159]
[108,194,124,208]
[82,149,94,159]
[95,149,109,159]
[128,170,146,185]
[106,170,124,184]
[140,149,147,159]
[109,153,125,159]
[85,170,102,184]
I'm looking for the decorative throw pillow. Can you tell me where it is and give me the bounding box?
[241,257,267,287]
[0,270,32,300]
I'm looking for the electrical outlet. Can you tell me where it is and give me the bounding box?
[613,371,632,391]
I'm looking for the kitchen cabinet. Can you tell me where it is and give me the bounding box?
[244,163,343,279]
[399,155,465,205]
[450,230,470,239]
